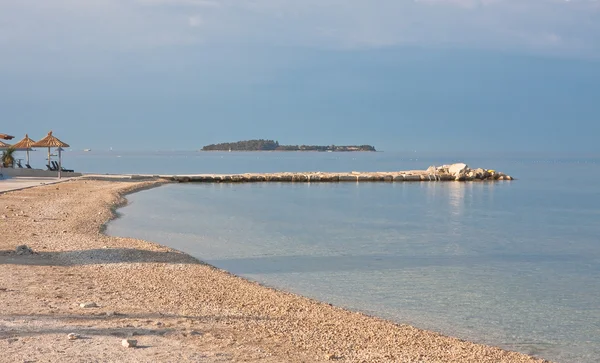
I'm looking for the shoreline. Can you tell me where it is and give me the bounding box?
[0,179,548,362]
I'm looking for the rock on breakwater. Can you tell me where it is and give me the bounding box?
[163,163,514,183]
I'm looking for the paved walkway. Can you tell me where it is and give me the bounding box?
[0,177,75,194]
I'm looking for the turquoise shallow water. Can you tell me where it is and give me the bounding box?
[104,152,600,363]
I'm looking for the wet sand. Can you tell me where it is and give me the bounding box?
[0,179,550,362]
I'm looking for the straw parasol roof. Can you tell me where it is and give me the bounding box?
[0,133,14,140]
[32,131,70,178]
[11,134,36,149]
[11,134,37,165]
[32,131,70,148]
[0,140,11,149]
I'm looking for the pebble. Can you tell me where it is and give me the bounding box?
[67,333,80,340]
[15,245,34,255]
[79,302,98,308]
[122,339,137,348]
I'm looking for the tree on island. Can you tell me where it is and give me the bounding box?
[201,140,376,152]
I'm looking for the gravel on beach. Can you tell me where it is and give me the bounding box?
[0,179,550,362]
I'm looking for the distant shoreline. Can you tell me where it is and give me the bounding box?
[201,139,377,152]
[198,149,376,152]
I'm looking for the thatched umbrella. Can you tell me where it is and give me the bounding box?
[11,134,36,166]
[0,133,14,140]
[32,131,70,178]
[0,141,8,174]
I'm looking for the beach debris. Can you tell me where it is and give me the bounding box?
[67,333,80,340]
[79,302,98,308]
[15,245,34,255]
[122,339,137,348]
[325,353,338,360]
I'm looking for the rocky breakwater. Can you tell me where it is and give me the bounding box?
[428,163,514,181]
[164,163,513,183]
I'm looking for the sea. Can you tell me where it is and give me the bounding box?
[40,150,600,363]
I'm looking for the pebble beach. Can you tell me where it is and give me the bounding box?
[0,179,550,362]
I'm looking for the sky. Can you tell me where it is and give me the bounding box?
[1,0,599,152]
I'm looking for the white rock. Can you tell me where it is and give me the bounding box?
[79,302,98,308]
[67,333,80,340]
[448,163,468,177]
[122,339,137,348]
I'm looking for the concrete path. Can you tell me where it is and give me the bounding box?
[0,177,75,194]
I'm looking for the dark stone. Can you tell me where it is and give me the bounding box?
[293,174,308,182]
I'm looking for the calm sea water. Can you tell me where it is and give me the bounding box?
[100,151,599,363]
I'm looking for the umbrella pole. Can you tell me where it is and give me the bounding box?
[26,149,30,166]
[58,148,62,179]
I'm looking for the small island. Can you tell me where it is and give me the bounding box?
[201,139,376,152]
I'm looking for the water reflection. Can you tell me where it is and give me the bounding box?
[447,181,465,217]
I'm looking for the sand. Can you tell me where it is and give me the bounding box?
[0,179,550,363]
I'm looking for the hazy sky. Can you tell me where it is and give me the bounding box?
[1,0,599,151]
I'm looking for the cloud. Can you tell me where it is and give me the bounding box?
[188,15,203,27]
[0,0,599,58]
[136,0,221,7]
